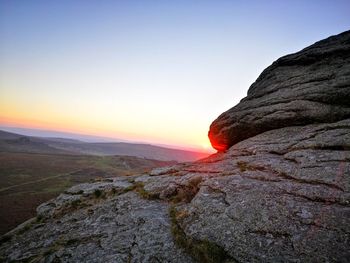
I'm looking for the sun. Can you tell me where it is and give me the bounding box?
[202,143,210,149]
[201,141,214,152]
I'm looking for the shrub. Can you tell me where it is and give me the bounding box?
[93,189,103,198]
[237,161,249,172]
[171,176,202,203]
[71,199,82,208]
[134,182,159,200]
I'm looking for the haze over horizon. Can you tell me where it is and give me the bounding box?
[0,125,211,153]
[1,0,349,151]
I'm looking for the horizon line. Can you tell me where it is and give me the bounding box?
[0,124,215,154]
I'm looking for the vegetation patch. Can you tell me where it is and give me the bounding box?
[68,189,84,195]
[0,152,174,235]
[169,206,236,263]
[93,189,104,198]
[120,181,160,200]
[65,238,80,246]
[35,215,45,223]
[71,199,82,208]
[171,176,202,203]
[237,161,265,172]
[127,178,135,183]
[17,222,32,235]
[52,197,93,218]
[237,161,250,172]
[133,182,159,200]
[111,187,117,195]
[122,184,136,194]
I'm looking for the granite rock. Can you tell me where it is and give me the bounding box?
[1,31,349,263]
[209,30,350,151]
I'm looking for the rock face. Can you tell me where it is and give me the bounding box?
[1,31,349,262]
[0,179,192,262]
[209,30,350,151]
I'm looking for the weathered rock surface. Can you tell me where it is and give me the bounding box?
[1,31,349,262]
[0,179,193,263]
[209,30,350,151]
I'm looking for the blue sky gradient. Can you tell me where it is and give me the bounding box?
[0,0,349,150]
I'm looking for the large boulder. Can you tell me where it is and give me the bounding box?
[209,30,350,151]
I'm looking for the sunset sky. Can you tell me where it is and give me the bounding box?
[1,0,349,152]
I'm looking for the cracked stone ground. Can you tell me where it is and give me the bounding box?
[1,119,349,262]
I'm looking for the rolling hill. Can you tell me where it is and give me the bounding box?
[0,130,209,162]
[0,129,208,234]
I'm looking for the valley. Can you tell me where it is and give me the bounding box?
[0,131,186,234]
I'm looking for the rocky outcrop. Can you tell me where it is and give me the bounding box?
[1,31,349,262]
[209,30,350,151]
[0,179,192,262]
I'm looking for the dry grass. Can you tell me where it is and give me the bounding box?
[169,206,235,263]
[171,176,202,203]
[0,152,172,234]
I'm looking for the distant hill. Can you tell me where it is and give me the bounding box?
[0,130,75,155]
[0,130,209,162]
[0,126,128,142]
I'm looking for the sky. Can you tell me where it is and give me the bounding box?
[0,0,349,152]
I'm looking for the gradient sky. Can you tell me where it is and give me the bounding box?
[1,0,349,151]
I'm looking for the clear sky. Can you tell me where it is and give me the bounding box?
[0,0,349,152]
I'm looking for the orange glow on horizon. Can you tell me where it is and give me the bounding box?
[0,86,215,154]
[0,114,215,153]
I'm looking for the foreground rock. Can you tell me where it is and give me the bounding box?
[209,30,350,151]
[1,31,349,262]
[0,178,192,263]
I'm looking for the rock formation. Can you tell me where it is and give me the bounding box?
[209,30,350,151]
[1,31,349,262]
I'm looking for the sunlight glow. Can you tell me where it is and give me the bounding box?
[1,1,349,152]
